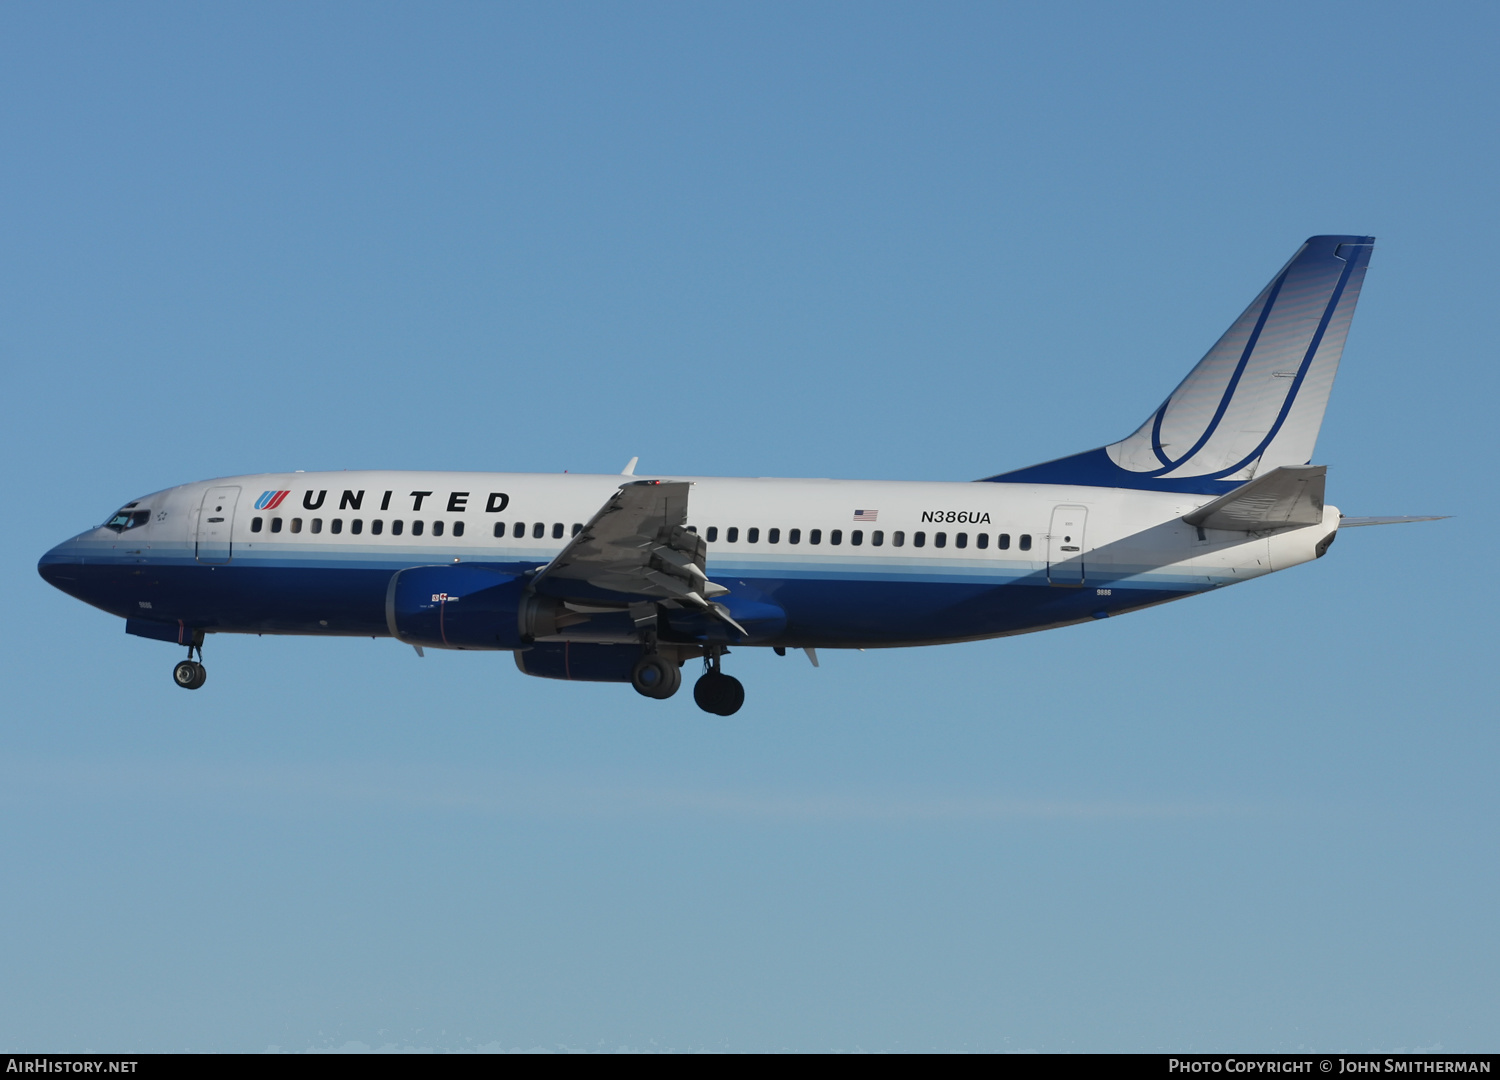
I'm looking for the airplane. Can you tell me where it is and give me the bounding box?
[39,234,1441,716]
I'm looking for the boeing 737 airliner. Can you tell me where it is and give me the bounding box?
[39,235,1438,715]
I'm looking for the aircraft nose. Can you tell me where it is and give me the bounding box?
[38,540,83,591]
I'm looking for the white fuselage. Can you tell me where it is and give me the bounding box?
[40,470,1339,650]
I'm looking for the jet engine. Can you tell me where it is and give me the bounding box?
[513,642,643,682]
[385,565,528,650]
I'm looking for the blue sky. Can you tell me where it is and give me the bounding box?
[1,1,1496,1051]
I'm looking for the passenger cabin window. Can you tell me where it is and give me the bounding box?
[851,530,863,546]
[291,518,303,534]
[513,522,525,539]
[727,527,739,543]
[251,517,263,533]
[433,521,444,537]
[747,527,760,543]
[913,531,926,547]
[955,532,967,548]
[311,518,323,534]
[872,531,884,546]
[552,522,564,539]
[706,526,718,542]
[350,519,363,535]
[997,533,1011,550]
[768,528,780,544]
[892,531,905,547]
[411,520,424,537]
[830,530,842,545]
[371,520,383,535]
[391,520,403,536]
[493,522,505,538]
[789,528,801,544]
[271,518,284,534]
[453,521,465,537]
[810,529,822,545]
[572,523,582,536]
[331,519,343,534]
[976,533,988,549]
[934,532,947,548]
[532,522,544,539]
[1019,534,1032,551]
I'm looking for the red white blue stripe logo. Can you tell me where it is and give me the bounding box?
[254,490,290,510]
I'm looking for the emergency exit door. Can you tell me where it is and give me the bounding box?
[1047,504,1087,586]
[195,486,241,564]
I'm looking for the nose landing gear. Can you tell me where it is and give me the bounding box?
[693,650,744,716]
[172,642,207,690]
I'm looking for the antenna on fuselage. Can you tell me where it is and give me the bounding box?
[621,456,639,476]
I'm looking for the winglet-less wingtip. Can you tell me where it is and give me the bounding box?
[621,457,638,476]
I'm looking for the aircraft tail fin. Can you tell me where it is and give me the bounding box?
[984,235,1375,494]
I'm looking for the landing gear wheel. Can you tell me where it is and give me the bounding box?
[631,655,681,699]
[173,660,207,690]
[693,672,745,716]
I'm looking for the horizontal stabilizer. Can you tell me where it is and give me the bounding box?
[1182,465,1325,532]
[1339,515,1449,528]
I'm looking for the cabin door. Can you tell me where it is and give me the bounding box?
[195,486,241,564]
[1047,504,1087,586]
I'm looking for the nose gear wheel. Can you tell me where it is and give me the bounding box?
[172,638,207,690]
[173,659,207,690]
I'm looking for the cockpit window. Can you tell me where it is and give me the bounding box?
[104,508,151,533]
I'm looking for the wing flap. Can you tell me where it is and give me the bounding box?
[532,480,739,630]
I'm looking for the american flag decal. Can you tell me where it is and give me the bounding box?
[853,509,878,522]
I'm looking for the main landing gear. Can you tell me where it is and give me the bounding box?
[630,646,745,715]
[631,653,682,700]
[693,650,744,716]
[172,642,207,690]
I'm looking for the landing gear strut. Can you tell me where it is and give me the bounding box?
[693,650,744,716]
[173,641,207,691]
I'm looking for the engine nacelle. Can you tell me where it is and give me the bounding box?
[514,642,644,682]
[385,565,527,650]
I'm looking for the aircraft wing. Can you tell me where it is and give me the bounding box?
[1182,465,1326,532]
[530,480,744,632]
